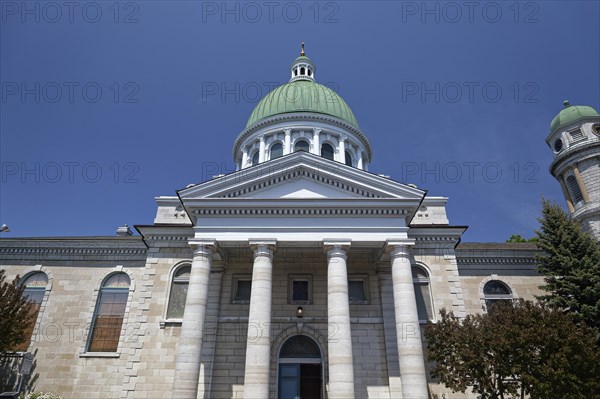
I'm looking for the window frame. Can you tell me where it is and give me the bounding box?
[85,272,132,355]
[294,139,310,153]
[288,274,312,305]
[269,142,284,160]
[348,275,369,304]
[320,143,335,161]
[15,271,49,351]
[164,262,191,322]
[565,174,585,206]
[483,279,513,312]
[412,265,435,323]
[232,274,252,304]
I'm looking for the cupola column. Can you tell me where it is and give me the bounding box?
[284,129,292,155]
[312,128,321,156]
[357,152,364,169]
[258,137,266,163]
[324,241,355,399]
[338,136,346,163]
[241,148,248,169]
[386,241,428,399]
[172,240,218,399]
[243,240,276,399]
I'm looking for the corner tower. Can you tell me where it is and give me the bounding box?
[233,44,373,171]
[547,100,600,240]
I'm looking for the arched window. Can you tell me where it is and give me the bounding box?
[166,264,191,319]
[566,175,584,204]
[321,143,334,161]
[300,67,305,75]
[483,280,513,311]
[345,151,353,167]
[294,140,309,152]
[88,273,130,352]
[270,143,283,160]
[251,151,259,166]
[412,266,433,322]
[16,272,48,351]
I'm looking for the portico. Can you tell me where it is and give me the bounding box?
[170,149,430,398]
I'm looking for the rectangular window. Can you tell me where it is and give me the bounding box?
[289,275,312,304]
[293,281,309,301]
[232,276,252,303]
[348,280,366,302]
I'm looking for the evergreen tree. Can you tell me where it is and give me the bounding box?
[0,270,34,352]
[535,199,600,331]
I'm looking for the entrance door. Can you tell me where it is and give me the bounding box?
[278,335,323,399]
[278,363,322,399]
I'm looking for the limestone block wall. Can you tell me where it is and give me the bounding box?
[0,237,147,399]
[456,243,545,315]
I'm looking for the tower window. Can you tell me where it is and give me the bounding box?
[251,151,259,166]
[566,175,584,204]
[294,69,298,76]
[321,143,334,161]
[270,143,283,160]
[294,140,309,152]
[308,69,312,77]
[345,151,353,167]
[554,138,563,152]
[569,128,584,141]
[300,67,305,75]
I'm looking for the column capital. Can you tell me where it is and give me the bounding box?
[189,239,218,257]
[249,239,277,260]
[324,240,351,260]
[384,239,415,260]
[283,128,292,135]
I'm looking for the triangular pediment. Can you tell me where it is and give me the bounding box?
[179,152,425,201]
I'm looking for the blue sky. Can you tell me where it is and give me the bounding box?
[1,1,599,242]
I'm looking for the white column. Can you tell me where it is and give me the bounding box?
[284,129,292,155]
[259,137,266,163]
[357,152,363,170]
[243,240,276,399]
[387,241,428,399]
[172,240,217,399]
[324,241,355,399]
[337,136,346,163]
[241,148,248,169]
[312,128,321,156]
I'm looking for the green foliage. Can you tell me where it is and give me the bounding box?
[425,300,600,399]
[0,269,34,352]
[535,199,600,331]
[506,234,538,243]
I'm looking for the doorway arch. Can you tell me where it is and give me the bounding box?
[278,335,323,399]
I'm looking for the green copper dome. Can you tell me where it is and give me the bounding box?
[246,80,359,128]
[550,101,599,133]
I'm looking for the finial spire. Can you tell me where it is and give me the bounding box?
[563,100,571,108]
[300,42,305,56]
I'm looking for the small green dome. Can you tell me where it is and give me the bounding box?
[550,101,599,133]
[246,80,359,128]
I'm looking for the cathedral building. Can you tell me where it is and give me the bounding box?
[0,47,598,399]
